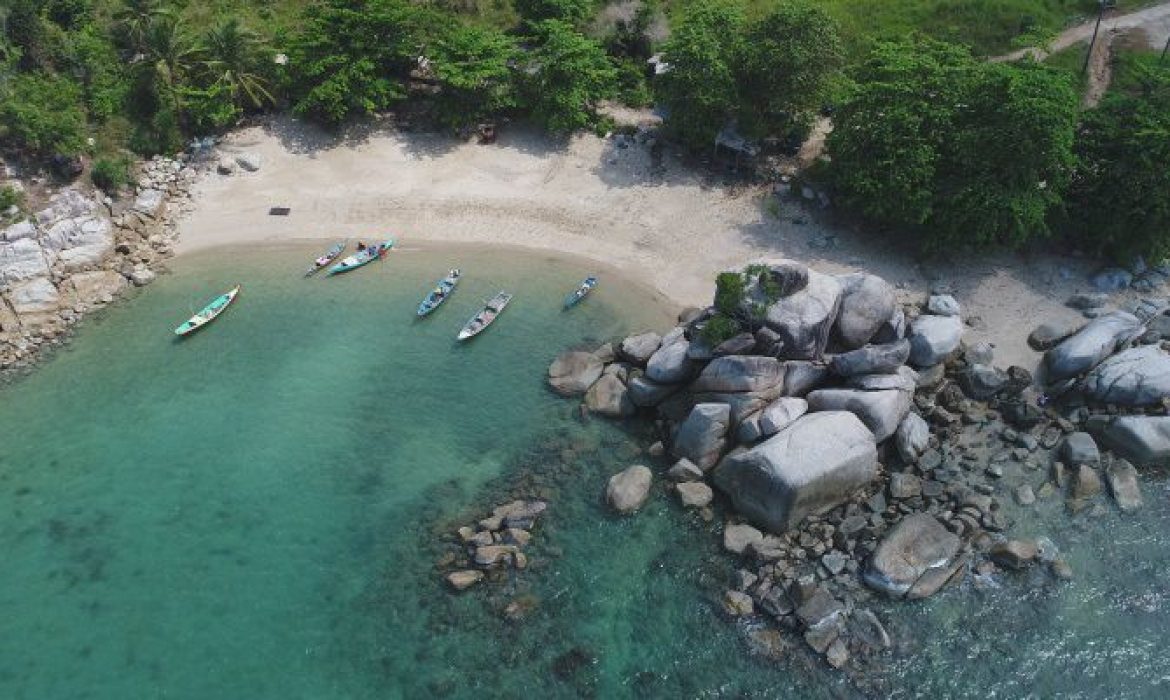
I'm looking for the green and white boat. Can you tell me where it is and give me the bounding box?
[174,285,241,336]
[417,269,462,317]
[328,239,395,275]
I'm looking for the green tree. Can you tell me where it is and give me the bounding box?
[289,0,441,125]
[514,0,592,26]
[1069,67,1170,259]
[520,20,616,133]
[140,13,200,120]
[826,38,1078,251]
[112,0,167,54]
[654,1,745,149]
[738,1,843,138]
[0,73,87,154]
[201,18,274,109]
[430,24,518,128]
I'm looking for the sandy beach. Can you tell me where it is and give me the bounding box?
[179,116,1105,370]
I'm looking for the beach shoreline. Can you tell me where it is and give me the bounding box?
[177,116,1104,372]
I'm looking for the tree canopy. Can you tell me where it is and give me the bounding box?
[826,37,1078,251]
[520,19,616,133]
[429,23,519,128]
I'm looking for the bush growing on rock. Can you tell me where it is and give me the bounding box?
[90,156,132,195]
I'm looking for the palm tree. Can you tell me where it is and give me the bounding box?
[141,13,200,119]
[114,0,169,55]
[201,18,274,109]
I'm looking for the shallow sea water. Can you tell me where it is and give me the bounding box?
[1,243,1169,699]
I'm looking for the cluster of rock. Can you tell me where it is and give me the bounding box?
[548,259,1167,670]
[0,155,201,373]
[441,500,547,592]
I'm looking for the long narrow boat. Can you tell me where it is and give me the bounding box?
[304,241,346,277]
[417,268,462,317]
[327,239,395,275]
[457,291,513,340]
[174,285,241,336]
[563,276,598,309]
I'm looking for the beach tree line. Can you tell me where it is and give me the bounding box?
[1,0,1169,258]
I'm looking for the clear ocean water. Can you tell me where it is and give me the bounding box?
[1,243,1169,699]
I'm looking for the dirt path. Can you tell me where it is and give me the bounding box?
[997,1,1170,62]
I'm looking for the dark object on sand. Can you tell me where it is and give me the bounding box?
[269,207,291,216]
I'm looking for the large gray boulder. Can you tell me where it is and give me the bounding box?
[756,267,842,360]
[782,361,830,396]
[713,411,878,533]
[737,397,808,444]
[1088,415,1170,466]
[846,366,918,392]
[584,374,634,417]
[957,364,1008,400]
[1081,345,1170,406]
[645,335,695,384]
[548,351,605,396]
[673,403,731,471]
[1044,311,1143,382]
[627,375,681,407]
[908,314,964,367]
[619,331,662,366]
[607,465,652,514]
[1062,432,1100,466]
[691,355,785,394]
[806,387,912,442]
[863,514,962,599]
[830,340,910,377]
[834,273,897,350]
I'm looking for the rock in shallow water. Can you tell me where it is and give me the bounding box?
[619,331,662,366]
[1088,415,1170,466]
[446,570,484,591]
[864,514,962,599]
[606,465,652,514]
[714,411,878,533]
[548,351,604,396]
[584,373,634,417]
[1105,459,1143,513]
[676,481,713,508]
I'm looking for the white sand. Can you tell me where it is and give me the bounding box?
[179,117,1106,371]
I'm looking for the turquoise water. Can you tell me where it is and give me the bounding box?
[1,243,1169,698]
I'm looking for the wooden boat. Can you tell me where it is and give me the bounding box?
[327,239,395,275]
[563,276,598,309]
[457,291,513,340]
[304,241,346,276]
[174,285,241,336]
[417,268,462,317]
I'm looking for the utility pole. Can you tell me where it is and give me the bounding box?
[1082,0,1107,77]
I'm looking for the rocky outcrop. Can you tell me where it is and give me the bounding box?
[863,514,962,599]
[1088,415,1170,466]
[830,340,910,377]
[907,314,963,367]
[627,375,681,407]
[548,351,604,396]
[806,386,912,442]
[619,331,661,366]
[607,465,653,514]
[691,355,784,393]
[755,265,842,360]
[645,333,695,383]
[713,411,878,532]
[584,373,634,417]
[1081,345,1170,406]
[833,273,896,350]
[1044,311,1143,382]
[672,403,731,471]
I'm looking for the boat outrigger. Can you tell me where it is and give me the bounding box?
[304,241,346,276]
[457,291,513,340]
[327,239,395,275]
[417,269,462,317]
[174,285,241,336]
[563,276,598,309]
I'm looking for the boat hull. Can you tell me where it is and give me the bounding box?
[417,271,461,317]
[328,239,395,275]
[174,286,241,336]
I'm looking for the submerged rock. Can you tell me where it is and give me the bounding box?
[989,540,1038,569]
[676,481,714,508]
[713,411,878,533]
[548,351,604,396]
[666,458,704,482]
[1105,459,1143,513]
[447,570,484,591]
[606,465,652,514]
[864,514,962,599]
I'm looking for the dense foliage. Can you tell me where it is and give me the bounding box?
[655,0,842,149]
[826,37,1078,251]
[521,20,617,132]
[1069,58,1170,260]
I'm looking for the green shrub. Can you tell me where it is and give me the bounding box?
[90,156,132,194]
[515,0,594,26]
[520,20,617,133]
[0,185,25,213]
[0,73,88,155]
[714,271,746,316]
[700,314,741,345]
